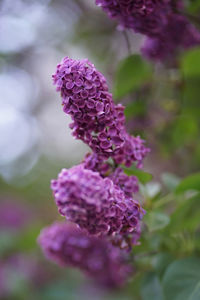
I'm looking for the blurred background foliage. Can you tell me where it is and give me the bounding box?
[0,0,200,299]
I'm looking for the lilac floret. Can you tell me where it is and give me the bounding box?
[113,133,150,168]
[109,167,139,197]
[83,153,139,196]
[83,152,111,176]
[38,222,132,288]
[51,164,144,248]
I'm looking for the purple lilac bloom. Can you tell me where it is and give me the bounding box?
[83,153,139,196]
[83,152,111,176]
[51,164,144,248]
[96,0,200,61]
[38,222,132,288]
[109,167,139,197]
[96,0,170,36]
[53,57,149,166]
[52,57,125,160]
[142,14,200,61]
[113,133,150,168]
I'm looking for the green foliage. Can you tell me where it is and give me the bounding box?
[181,47,200,78]
[16,224,43,252]
[180,48,200,123]
[141,272,164,300]
[188,1,200,14]
[0,231,17,255]
[175,173,200,193]
[163,258,200,300]
[182,78,200,117]
[161,173,180,191]
[124,100,147,120]
[123,164,200,299]
[114,55,152,99]
[152,253,174,278]
[166,192,200,233]
[122,164,153,184]
[144,211,170,232]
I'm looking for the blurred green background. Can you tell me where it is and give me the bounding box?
[0,0,200,299]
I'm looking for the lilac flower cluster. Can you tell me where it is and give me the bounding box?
[113,133,150,168]
[52,57,149,166]
[96,0,170,36]
[39,56,149,288]
[142,14,200,61]
[38,222,132,288]
[83,153,139,196]
[109,167,139,197]
[96,0,200,61]
[51,164,144,248]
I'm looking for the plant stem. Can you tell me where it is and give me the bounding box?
[123,30,131,55]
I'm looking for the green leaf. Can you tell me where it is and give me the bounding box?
[141,272,164,300]
[181,47,200,78]
[166,192,200,232]
[124,100,146,120]
[182,79,200,118]
[171,115,198,148]
[16,224,42,251]
[188,1,200,15]
[40,281,79,300]
[163,257,200,300]
[114,54,152,99]
[152,253,174,278]
[161,173,180,191]
[122,165,153,184]
[142,182,161,198]
[0,231,17,256]
[175,173,200,194]
[145,211,170,232]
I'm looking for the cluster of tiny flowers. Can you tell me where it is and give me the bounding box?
[96,0,200,61]
[83,153,139,196]
[96,0,170,36]
[51,164,144,248]
[113,133,150,168]
[109,167,139,197]
[52,57,149,166]
[96,0,159,17]
[142,14,200,61]
[38,57,149,288]
[38,222,132,288]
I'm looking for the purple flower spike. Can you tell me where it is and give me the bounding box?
[51,164,144,248]
[96,0,170,36]
[38,222,132,288]
[142,14,200,61]
[53,57,149,167]
[96,1,200,61]
[52,57,125,159]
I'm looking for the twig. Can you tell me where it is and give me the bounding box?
[123,30,132,55]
